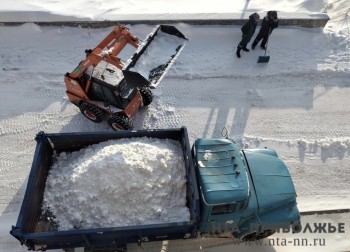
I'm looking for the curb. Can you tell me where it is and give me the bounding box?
[300,209,350,216]
[0,12,330,28]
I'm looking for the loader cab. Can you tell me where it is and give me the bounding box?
[88,78,137,109]
[87,61,139,109]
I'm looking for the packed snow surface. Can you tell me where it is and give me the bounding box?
[1,0,350,251]
[42,137,190,231]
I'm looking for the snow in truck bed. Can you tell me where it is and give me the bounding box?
[42,137,190,231]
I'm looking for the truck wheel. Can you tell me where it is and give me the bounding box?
[240,231,257,241]
[108,115,133,131]
[113,245,127,252]
[255,229,276,240]
[139,87,153,106]
[241,230,275,241]
[83,244,127,252]
[292,222,301,233]
[79,102,104,123]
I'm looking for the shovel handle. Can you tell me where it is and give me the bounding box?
[264,27,272,56]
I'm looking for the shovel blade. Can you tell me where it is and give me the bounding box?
[257,55,270,63]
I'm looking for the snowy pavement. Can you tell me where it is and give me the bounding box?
[1,4,350,250]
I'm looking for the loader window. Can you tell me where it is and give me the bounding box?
[119,79,136,99]
[91,82,104,100]
[211,203,236,215]
[101,86,117,105]
[90,82,118,107]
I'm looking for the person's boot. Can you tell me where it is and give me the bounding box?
[251,41,257,50]
[242,46,250,52]
[260,43,267,50]
[236,46,241,58]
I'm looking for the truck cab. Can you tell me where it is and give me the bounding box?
[193,138,300,240]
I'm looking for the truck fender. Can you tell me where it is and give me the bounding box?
[242,148,278,158]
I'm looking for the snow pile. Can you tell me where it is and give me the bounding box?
[42,137,190,231]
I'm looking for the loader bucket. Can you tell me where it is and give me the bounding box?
[122,70,151,88]
[125,25,188,88]
[159,25,187,39]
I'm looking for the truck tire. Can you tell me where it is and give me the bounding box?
[79,102,104,123]
[255,229,276,240]
[83,244,127,252]
[139,87,153,106]
[292,222,301,233]
[240,231,256,241]
[107,114,133,131]
[241,230,275,241]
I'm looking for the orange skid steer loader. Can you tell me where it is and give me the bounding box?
[64,24,187,130]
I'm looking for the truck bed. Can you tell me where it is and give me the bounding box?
[11,127,199,251]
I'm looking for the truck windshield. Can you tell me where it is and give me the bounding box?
[211,203,236,215]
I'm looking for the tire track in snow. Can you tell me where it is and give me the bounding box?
[0,111,77,137]
[151,69,350,200]
[157,70,350,141]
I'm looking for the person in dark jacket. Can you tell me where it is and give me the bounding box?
[236,12,260,58]
[251,11,279,50]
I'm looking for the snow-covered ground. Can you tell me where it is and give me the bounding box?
[0,0,350,251]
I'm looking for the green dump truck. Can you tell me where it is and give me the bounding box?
[11,127,300,251]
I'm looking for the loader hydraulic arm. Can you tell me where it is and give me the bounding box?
[68,24,140,79]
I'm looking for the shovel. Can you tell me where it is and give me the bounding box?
[257,28,271,63]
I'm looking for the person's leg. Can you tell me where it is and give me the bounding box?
[237,34,249,58]
[260,35,268,49]
[251,32,263,50]
[236,45,242,58]
[238,35,250,52]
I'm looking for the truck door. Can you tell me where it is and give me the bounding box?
[205,203,240,234]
